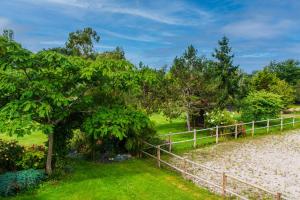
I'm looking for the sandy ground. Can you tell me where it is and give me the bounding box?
[172,130,300,199]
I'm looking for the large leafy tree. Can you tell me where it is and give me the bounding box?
[169,45,219,130]
[49,27,100,58]
[251,69,295,106]
[212,36,242,108]
[240,91,284,121]
[265,59,300,85]
[137,62,168,114]
[0,36,152,174]
[65,27,100,57]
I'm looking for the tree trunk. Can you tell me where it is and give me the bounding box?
[186,112,191,131]
[46,133,54,175]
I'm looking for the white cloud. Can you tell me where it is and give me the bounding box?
[223,19,293,39]
[239,52,275,58]
[39,40,65,45]
[94,44,115,49]
[102,30,158,43]
[24,0,213,26]
[32,0,89,8]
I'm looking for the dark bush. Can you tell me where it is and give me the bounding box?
[0,139,24,172]
[0,169,46,197]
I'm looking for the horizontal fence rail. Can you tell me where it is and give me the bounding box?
[159,116,299,151]
[141,116,300,200]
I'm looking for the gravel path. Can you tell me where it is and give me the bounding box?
[172,130,300,199]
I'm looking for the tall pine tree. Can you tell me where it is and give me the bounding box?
[212,36,242,109]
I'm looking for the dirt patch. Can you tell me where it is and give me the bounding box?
[172,130,300,199]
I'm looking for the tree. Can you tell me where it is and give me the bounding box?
[251,69,295,106]
[2,29,14,41]
[137,62,167,114]
[0,36,150,174]
[240,91,284,121]
[169,45,219,130]
[212,36,242,108]
[266,59,300,85]
[47,27,100,58]
[63,27,100,57]
[96,47,125,60]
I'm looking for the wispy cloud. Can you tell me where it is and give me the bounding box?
[223,19,293,39]
[24,0,213,26]
[102,30,161,43]
[33,0,89,8]
[94,44,115,49]
[239,52,275,58]
[40,40,65,45]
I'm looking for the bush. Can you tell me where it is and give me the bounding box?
[0,139,24,172]
[204,109,236,127]
[240,91,284,121]
[17,145,46,170]
[0,169,46,197]
[0,140,46,173]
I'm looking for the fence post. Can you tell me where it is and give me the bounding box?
[193,129,197,148]
[168,134,172,152]
[293,116,295,127]
[267,119,270,133]
[182,158,187,179]
[235,124,238,139]
[280,117,283,131]
[276,192,282,200]
[157,145,161,168]
[216,126,219,144]
[252,121,255,137]
[222,172,227,197]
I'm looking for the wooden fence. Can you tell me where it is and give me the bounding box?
[159,116,298,152]
[141,116,300,200]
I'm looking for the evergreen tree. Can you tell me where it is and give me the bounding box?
[212,36,241,108]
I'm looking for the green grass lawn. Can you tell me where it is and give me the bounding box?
[150,113,300,153]
[0,131,47,146]
[3,159,220,200]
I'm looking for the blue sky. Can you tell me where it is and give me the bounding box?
[1,0,300,72]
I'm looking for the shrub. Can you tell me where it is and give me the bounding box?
[0,169,45,197]
[204,109,236,127]
[240,91,284,121]
[0,139,24,172]
[17,145,46,170]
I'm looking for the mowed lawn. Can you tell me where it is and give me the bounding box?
[0,114,220,200]
[3,159,219,200]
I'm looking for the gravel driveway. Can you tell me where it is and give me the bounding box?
[172,129,300,199]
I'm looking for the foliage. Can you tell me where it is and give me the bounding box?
[295,80,300,103]
[0,169,45,197]
[251,69,295,106]
[212,36,243,108]
[266,59,300,85]
[240,91,284,121]
[204,109,236,127]
[2,29,14,41]
[138,63,168,114]
[65,27,100,57]
[4,160,220,200]
[83,106,156,154]
[168,45,219,130]
[96,47,125,60]
[17,145,46,170]
[0,139,24,172]
[0,36,146,174]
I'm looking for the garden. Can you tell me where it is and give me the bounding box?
[0,28,300,199]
